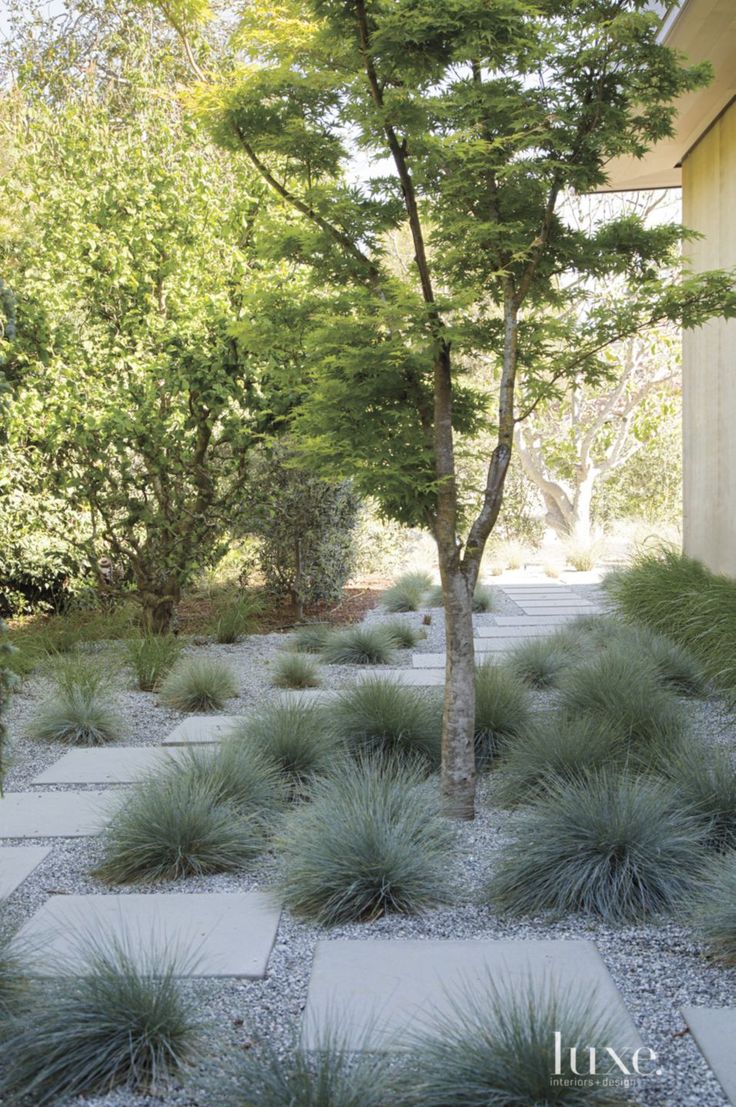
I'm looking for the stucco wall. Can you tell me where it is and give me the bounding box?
[682,99,736,576]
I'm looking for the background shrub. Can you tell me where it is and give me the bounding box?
[381,571,432,613]
[488,770,706,922]
[0,940,200,1104]
[278,758,455,924]
[272,652,321,690]
[229,702,340,792]
[401,979,631,1106]
[474,661,532,767]
[327,678,442,768]
[159,655,237,711]
[320,624,396,666]
[126,635,182,692]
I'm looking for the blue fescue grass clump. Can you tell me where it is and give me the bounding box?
[289,623,332,654]
[474,660,533,767]
[126,634,182,691]
[488,769,707,922]
[159,654,238,711]
[400,979,632,1106]
[690,853,736,965]
[278,758,455,924]
[381,571,433,613]
[0,939,201,1105]
[228,701,340,792]
[320,624,396,665]
[271,652,322,689]
[327,678,442,768]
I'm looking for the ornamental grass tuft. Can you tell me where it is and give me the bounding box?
[0,939,200,1105]
[474,660,533,767]
[278,758,455,924]
[289,623,332,654]
[228,702,340,792]
[506,635,580,690]
[426,584,493,613]
[126,634,182,692]
[320,624,396,666]
[26,684,123,746]
[665,745,736,851]
[159,654,237,712]
[401,979,631,1106]
[381,571,433,613]
[383,619,424,650]
[0,926,27,1018]
[327,678,442,768]
[488,769,706,922]
[271,652,321,689]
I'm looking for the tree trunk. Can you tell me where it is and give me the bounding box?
[570,468,597,544]
[439,561,477,819]
[139,590,178,635]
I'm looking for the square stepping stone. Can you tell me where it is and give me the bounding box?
[475,625,550,638]
[0,790,120,839]
[16,891,281,978]
[0,845,51,897]
[413,643,523,668]
[302,939,642,1052]
[274,689,340,706]
[351,668,444,686]
[517,605,598,616]
[682,1007,736,1105]
[162,715,242,746]
[494,614,580,626]
[33,747,186,785]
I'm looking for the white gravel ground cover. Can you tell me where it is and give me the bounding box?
[1,581,735,1107]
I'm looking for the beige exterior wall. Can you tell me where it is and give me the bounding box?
[682,100,736,576]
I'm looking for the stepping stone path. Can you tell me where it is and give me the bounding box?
[352,667,444,687]
[17,891,281,978]
[0,790,121,838]
[682,1007,736,1105]
[33,746,186,785]
[0,845,51,898]
[302,938,641,1051]
[162,714,243,746]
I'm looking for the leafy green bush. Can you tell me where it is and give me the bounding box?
[488,770,706,922]
[272,652,321,689]
[26,685,123,746]
[228,702,340,792]
[212,591,263,644]
[382,619,423,649]
[690,854,736,965]
[95,774,271,884]
[474,661,532,767]
[506,636,579,689]
[159,655,237,711]
[278,758,455,924]
[0,940,200,1104]
[401,979,631,1106]
[289,623,332,654]
[218,1036,393,1107]
[604,548,736,698]
[381,571,432,613]
[666,746,736,851]
[126,634,182,692]
[494,714,624,807]
[327,678,442,767]
[557,647,686,750]
[320,624,396,665]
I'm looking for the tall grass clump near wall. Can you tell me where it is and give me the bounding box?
[604,547,736,698]
[126,635,182,692]
[228,702,340,792]
[26,657,123,746]
[320,624,396,666]
[327,679,441,768]
[401,981,631,1107]
[95,747,282,883]
[381,572,433,613]
[557,646,686,752]
[488,770,706,922]
[0,941,200,1105]
[690,854,736,965]
[278,758,455,924]
[474,661,532,767]
[159,655,237,711]
[218,1036,394,1107]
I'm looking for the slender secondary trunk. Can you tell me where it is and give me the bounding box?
[439,562,477,819]
[139,588,179,635]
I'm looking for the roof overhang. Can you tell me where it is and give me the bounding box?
[601,0,736,191]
